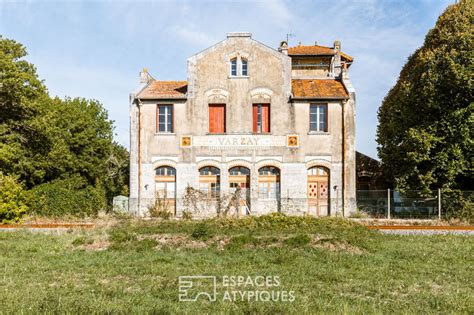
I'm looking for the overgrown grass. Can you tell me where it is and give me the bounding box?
[0,214,472,313]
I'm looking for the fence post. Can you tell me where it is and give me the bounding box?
[387,188,391,219]
[438,188,442,220]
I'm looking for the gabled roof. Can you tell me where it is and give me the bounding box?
[288,45,353,62]
[292,79,348,99]
[136,81,187,99]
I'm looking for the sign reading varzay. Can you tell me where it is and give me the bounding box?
[193,135,287,149]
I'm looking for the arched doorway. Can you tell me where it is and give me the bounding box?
[155,166,176,214]
[307,166,329,216]
[229,166,251,215]
[199,166,221,198]
[258,166,280,200]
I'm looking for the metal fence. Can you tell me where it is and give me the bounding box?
[124,190,473,220]
[356,190,473,219]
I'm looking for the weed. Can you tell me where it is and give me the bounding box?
[284,234,311,247]
[190,222,214,240]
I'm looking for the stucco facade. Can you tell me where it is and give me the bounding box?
[129,32,356,217]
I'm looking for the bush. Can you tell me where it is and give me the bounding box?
[284,234,311,247]
[28,176,106,217]
[191,223,214,240]
[442,189,473,223]
[226,234,259,250]
[0,173,28,223]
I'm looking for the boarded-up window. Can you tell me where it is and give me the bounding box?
[252,104,270,133]
[209,104,226,133]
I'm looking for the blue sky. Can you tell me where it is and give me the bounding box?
[0,0,453,158]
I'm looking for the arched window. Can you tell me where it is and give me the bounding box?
[230,58,237,76]
[199,166,221,198]
[155,166,176,209]
[258,166,280,199]
[241,58,248,76]
[155,166,176,176]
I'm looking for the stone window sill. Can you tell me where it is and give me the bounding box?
[154,132,176,136]
[228,76,249,79]
[307,131,330,135]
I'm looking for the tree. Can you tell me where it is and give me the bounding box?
[377,0,473,191]
[0,36,129,216]
[376,1,473,219]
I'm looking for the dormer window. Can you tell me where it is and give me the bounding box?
[241,58,248,76]
[230,58,237,76]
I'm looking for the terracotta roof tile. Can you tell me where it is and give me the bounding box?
[292,79,348,99]
[288,45,353,62]
[137,81,187,99]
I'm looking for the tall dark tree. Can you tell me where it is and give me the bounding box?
[376,1,473,219]
[377,0,473,191]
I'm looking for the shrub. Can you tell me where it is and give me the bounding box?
[284,234,311,247]
[442,189,473,223]
[182,211,193,220]
[226,234,259,250]
[0,173,28,223]
[28,176,106,217]
[148,195,172,219]
[191,223,214,240]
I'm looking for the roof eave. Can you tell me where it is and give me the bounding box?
[290,96,349,101]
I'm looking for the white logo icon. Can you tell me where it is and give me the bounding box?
[178,276,217,302]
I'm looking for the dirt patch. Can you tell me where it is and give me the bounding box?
[82,240,110,251]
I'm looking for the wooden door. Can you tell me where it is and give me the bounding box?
[307,167,329,216]
[209,104,225,133]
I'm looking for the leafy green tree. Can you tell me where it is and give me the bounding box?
[377,0,473,191]
[0,36,129,216]
[376,1,473,219]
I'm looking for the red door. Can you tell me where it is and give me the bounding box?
[209,104,225,133]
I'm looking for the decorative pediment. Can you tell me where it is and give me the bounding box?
[250,87,273,102]
[205,88,229,102]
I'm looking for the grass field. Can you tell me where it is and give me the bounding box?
[0,215,472,314]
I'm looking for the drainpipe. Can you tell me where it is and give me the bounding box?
[137,99,143,215]
[341,100,346,216]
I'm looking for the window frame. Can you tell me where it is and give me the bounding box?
[199,166,221,198]
[157,104,173,133]
[258,166,280,199]
[253,103,270,134]
[309,103,328,133]
[230,58,237,76]
[241,58,248,76]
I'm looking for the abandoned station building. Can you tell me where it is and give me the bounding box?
[129,32,356,217]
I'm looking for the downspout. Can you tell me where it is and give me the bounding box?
[137,99,143,214]
[341,100,346,216]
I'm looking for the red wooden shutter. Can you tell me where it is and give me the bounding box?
[262,104,270,133]
[252,105,258,133]
[209,104,225,133]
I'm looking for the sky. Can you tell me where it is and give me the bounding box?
[0,0,454,158]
